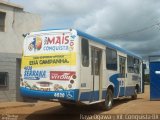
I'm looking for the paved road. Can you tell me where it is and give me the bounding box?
[0,85,160,120]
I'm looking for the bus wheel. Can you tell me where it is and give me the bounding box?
[101,89,113,110]
[131,88,138,100]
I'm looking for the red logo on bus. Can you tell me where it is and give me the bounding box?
[50,71,76,80]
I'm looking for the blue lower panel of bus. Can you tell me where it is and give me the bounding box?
[21,86,135,102]
[20,87,79,101]
[124,87,135,96]
[79,86,135,101]
[80,91,100,101]
[80,91,107,101]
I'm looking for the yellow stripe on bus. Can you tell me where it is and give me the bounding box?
[21,52,76,68]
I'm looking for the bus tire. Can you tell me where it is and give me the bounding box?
[101,89,113,111]
[131,88,138,100]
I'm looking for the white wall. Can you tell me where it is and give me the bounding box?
[0,4,41,54]
[0,2,41,101]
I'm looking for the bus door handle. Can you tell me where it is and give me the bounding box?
[126,73,127,77]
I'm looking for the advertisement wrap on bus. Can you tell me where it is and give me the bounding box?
[20,29,79,100]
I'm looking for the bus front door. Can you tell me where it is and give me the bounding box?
[91,47,102,102]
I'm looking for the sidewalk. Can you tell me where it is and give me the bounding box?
[0,102,35,109]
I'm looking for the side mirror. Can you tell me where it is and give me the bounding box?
[22,33,29,38]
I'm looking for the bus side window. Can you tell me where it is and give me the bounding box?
[134,58,140,74]
[127,56,140,74]
[81,38,89,67]
[127,55,134,73]
[106,48,117,70]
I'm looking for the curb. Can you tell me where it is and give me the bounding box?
[0,103,35,109]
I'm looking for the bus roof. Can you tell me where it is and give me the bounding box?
[36,28,142,59]
[76,30,141,59]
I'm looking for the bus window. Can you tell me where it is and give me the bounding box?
[127,55,134,73]
[134,58,140,74]
[91,48,102,75]
[106,48,117,70]
[119,56,126,77]
[95,49,101,75]
[81,38,89,67]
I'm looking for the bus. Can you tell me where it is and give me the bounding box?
[20,28,144,110]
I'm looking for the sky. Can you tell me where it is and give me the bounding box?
[9,0,160,59]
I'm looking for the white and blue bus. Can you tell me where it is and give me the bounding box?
[20,29,144,110]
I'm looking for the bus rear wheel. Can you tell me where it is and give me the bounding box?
[101,89,113,111]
